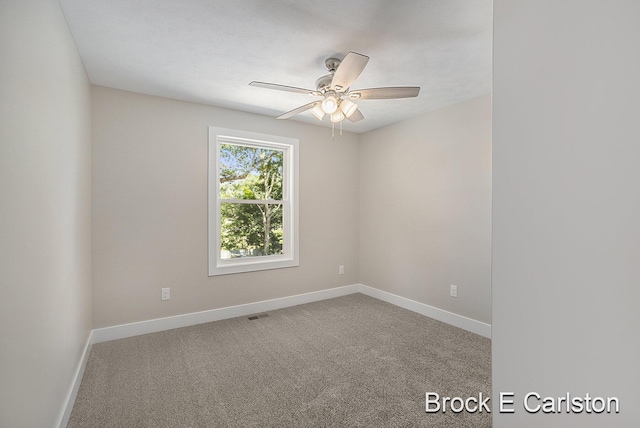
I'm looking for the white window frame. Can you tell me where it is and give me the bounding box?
[208,127,299,276]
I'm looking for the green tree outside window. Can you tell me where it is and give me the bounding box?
[219,144,284,259]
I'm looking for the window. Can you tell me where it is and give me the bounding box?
[208,127,299,276]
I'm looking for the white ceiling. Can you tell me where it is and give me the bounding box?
[59,0,493,133]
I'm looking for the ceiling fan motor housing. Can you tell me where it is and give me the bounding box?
[315,74,334,92]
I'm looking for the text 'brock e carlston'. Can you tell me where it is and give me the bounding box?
[425,392,619,414]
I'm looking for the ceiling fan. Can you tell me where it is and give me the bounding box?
[249,51,420,125]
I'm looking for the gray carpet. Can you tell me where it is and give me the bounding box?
[68,294,491,427]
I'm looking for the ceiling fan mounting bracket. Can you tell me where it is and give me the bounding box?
[324,57,341,73]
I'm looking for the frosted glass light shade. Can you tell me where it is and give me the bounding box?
[330,110,345,123]
[321,95,338,114]
[311,103,325,120]
[339,99,358,118]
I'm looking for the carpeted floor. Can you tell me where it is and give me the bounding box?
[68,293,491,427]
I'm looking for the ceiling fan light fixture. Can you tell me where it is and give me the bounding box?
[339,99,358,118]
[311,103,325,120]
[321,94,338,114]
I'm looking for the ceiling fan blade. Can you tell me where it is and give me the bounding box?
[250,81,316,95]
[331,52,370,91]
[347,108,364,123]
[277,102,318,119]
[348,86,421,99]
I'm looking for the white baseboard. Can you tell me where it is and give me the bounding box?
[91,282,491,345]
[358,284,492,338]
[92,284,360,344]
[57,330,93,428]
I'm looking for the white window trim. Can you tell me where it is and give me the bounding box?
[208,127,299,276]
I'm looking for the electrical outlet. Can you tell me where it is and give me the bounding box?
[161,287,170,301]
[450,285,458,298]
[338,265,345,275]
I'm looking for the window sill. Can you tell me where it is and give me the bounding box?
[209,256,299,276]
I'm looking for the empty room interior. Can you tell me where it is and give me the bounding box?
[2,1,639,427]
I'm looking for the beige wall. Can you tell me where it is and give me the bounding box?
[358,95,492,324]
[91,87,492,330]
[0,0,92,426]
[492,1,640,426]
[91,86,360,328]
